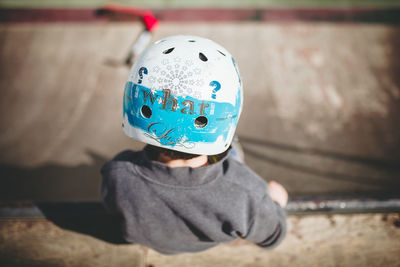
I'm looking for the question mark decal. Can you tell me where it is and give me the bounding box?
[138,67,148,84]
[210,81,221,99]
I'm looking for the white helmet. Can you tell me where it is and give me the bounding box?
[123,35,243,155]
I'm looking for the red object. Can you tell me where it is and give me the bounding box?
[102,3,159,31]
[142,14,159,31]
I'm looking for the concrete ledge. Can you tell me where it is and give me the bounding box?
[1,213,399,266]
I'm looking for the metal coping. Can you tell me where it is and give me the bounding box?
[1,199,399,219]
[1,8,400,24]
[2,0,400,9]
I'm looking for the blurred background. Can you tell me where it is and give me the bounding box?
[1,1,400,267]
[1,0,399,202]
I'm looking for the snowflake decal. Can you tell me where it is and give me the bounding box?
[153,66,161,73]
[149,76,156,83]
[147,57,205,97]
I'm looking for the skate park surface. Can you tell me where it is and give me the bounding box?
[1,5,400,267]
[1,22,399,201]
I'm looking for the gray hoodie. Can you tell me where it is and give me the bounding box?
[101,147,287,254]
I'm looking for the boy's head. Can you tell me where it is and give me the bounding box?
[122,35,243,156]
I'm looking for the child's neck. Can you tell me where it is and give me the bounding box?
[157,154,208,168]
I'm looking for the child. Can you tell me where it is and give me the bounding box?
[101,35,288,254]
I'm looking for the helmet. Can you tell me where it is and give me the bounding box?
[123,35,243,155]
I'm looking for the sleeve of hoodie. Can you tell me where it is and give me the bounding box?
[100,160,120,215]
[100,150,135,215]
[244,193,287,249]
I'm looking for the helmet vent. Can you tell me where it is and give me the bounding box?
[188,40,196,42]
[163,48,175,54]
[199,53,208,62]
[141,105,152,118]
[194,116,208,128]
[217,50,226,56]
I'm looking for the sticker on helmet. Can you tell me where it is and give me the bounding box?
[123,82,241,150]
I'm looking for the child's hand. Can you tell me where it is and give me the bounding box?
[268,181,288,208]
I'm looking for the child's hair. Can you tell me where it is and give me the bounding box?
[146,145,200,160]
[145,145,231,163]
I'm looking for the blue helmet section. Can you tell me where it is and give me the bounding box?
[123,81,241,152]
